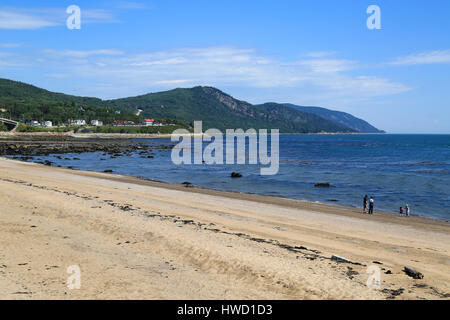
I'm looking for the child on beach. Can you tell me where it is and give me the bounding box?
[368,197,374,215]
[400,207,403,215]
[405,204,410,217]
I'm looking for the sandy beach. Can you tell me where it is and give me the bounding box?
[0,157,449,300]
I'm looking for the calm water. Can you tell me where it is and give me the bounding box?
[28,134,450,220]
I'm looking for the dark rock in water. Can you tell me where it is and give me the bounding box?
[315,182,331,187]
[328,199,339,202]
[231,172,242,178]
[104,169,113,173]
[181,181,193,187]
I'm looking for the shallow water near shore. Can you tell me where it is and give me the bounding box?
[22,134,450,221]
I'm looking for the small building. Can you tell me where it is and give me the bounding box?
[114,120,127,126]
[91,120,103,126]
[73,120,86,126]
[42,121,53,127]
[142,118,155,126]
[27,120,40,127]
[113,120,135,126]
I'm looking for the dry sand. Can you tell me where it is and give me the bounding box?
[0,157,449,300]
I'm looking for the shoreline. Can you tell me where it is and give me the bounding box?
[0,133,447,221]
[3,153,448,223]
[3,155,448,225]
[0,131,388,140]
[1,157,449,299]
[98,170,449,226]
[1,152,448,222]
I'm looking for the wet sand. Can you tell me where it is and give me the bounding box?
[0,157,449,299]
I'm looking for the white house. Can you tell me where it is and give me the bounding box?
[73,120,86,126]
[90,120,103,126]
[42,121,52,127]
[28,120,40,127]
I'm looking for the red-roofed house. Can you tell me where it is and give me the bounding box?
[142,118,155,126]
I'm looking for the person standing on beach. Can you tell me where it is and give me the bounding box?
[405,204,410,217]
[363,195,368,213]
[400,207,404,215]
[368,197,374,215]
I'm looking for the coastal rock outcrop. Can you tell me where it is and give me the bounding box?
[315,182,331,187]
[0,137,152,156]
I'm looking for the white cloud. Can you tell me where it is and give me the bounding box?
[82,9,118,23]
[43,49,124,58]
[0,7,118,30]
[46,46,408,99]
[0,43,23,48]
[0,51,29,67]
[0,10,58,29]
[390,50,450,65]
[128,57,188,67]
[155,79,191,85]
[5,45,410,101]
[297,59,357,73]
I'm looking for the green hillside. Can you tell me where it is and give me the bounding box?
[109,86,354,133]
[0,78,369,133]
[284,104,384,133]
[0,78,138,125]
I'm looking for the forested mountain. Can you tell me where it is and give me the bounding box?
[0,78,383,133]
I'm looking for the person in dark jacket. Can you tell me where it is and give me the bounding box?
[363,195,368,213]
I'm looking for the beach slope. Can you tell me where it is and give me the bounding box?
[0,158,449,299]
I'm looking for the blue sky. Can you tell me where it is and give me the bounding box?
[0,0,449,133]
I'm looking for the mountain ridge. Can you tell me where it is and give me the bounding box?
[0,78,383,133]
[283,103,384,133]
